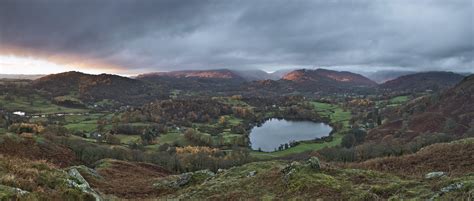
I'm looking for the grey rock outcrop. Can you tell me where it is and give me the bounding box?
[66,167,102,201]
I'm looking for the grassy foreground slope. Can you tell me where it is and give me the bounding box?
[0,155,95,200]
[166,138,474,200]
[0,135,471,200]
[167,160,472,200]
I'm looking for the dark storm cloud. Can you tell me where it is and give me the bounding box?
[0,0,472,73]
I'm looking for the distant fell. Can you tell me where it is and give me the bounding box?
[137,69,243,80]
[380,71,465,92]
[283,68,377,87]
[33,71,166,105]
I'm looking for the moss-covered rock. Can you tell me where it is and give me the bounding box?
[0,185,29,200]
[66,167,102,201]
[154,169,215,190]
[306,156,321,170]
[0,155,96,200]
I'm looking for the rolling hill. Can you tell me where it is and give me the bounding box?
[137,69,246,92]
[282,69,377,87]
[138,69,243,79]
[33,71,166,105]
[380,71,465,92]
[368,74,474,141]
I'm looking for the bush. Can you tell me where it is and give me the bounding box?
[105,134,121,145]
[341,133,356,148]
[42,125,69,136]
[8,123,44,134]
[318,147,356,162]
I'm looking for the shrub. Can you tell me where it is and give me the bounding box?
[42,125,69,136]
[8,123,44,134]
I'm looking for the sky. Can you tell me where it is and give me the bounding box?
[0,0,473,75]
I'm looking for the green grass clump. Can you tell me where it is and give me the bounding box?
[389,95,409,104]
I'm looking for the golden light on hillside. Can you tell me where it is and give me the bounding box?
[0,55,126,75]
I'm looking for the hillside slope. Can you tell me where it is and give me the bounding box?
[368,74,474,141]
[351,138,474,177]
[0,155,96,200]
[283,69,377,87]
[380,71,465,92]
[243,69,377,96]
[165,158,472,200]
[137,69,246,91]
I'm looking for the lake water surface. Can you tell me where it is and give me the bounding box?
[249,118,332,152]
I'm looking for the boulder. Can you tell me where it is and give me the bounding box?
[66,168,102,201]
[429,182,465,200]
[306,156,321,170]
[195,169,216,177]
[440,182,464,193]
[281,161,302,185]
[0,185,29,199]
[247,171,257,177]
[425,171,446,179]
[154,169,215,189]
[281,161,301,174]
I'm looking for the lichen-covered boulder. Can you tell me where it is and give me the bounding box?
[440,182,464,193]
[425,171,446,179]
[160,173,192,188]
[306,156,321,170]
[281,161,301,174]
[281,161,302,185]
[154,169,215,189]
[0,185,29,199]
[66,167,102,201]
[247,170,257,177]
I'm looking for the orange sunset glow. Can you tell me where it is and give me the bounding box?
[0,55,133,76]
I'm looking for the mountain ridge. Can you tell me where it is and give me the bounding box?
[380,71,465,92]
[33,71,166,105]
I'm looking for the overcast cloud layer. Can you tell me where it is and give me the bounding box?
[0,0,473,73]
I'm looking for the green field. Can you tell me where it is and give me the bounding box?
[251,101,351,159]
[115,134,141,144]
[157,131,189,145]
[0,95,87,114]
[212,97,250,107]
[64,120,98,133]
[144,131,193,151]
[376,95,409,107]
[389,95,409,104]
[63,113,108,133]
